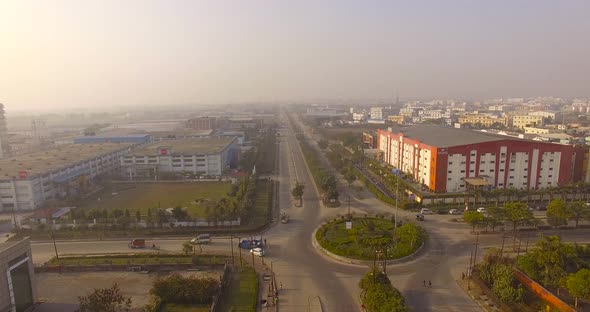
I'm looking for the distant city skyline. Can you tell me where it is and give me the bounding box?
[1,1,589,112]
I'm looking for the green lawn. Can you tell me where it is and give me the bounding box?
[46,253,229,266]
[316,217,425,260]
[78,182,232,218]
[217,267,258,312]
[248,180,272,227]
[160,304,210,312]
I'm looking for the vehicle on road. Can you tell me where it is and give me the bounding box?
[416,213,425,221]
[129,239,146,249]
[420,208,433,215]
[239,239,263,249]
[250,247,265,257]
[280,212,290,224]
[190,234,211,245]
[449,209,462,215]
[476,207,487,214]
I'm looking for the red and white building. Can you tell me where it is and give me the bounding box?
[377,125,586,193]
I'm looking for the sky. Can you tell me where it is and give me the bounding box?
[1,0,589,112]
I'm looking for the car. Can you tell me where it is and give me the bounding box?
[190,234,211,245]
[420,208,433,215]
[476,207,487,213]
[250,247,265,257]
[449,209,462,215]
[416,213,425,221]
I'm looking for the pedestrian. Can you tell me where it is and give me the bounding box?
[462,272,465,280]
[264,238,267,246]
[280,282,283,290]
[423,280,426,287]
[428,280,432,288]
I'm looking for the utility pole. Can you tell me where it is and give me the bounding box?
[347,195,351,220]
[250,235,255,267]
[238,236,243,266]
[230,235,235,267]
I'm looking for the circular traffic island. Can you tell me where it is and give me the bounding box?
[315,216,426,262]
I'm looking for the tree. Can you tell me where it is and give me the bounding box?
[503,202,533,232]
[291,182,305,206]
[492,263,524,304]
[567,201,590,228]
[182,241,194,255]
[77,283,132,312]
[151,273,219,305]
[343,167,357,187]
[464,211,484,232]
[547,199,569,228]
[318,139,329,149]
[486,206,506,232]
[172,206,188,221]
[566,268,590,308]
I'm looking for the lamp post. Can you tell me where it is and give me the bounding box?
[270,259,283,297]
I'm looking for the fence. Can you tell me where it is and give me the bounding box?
[513,268,575,312]
[210,263,233,312]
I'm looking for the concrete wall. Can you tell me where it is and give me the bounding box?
[0,238,36,312]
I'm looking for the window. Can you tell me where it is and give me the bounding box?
[500,169,504,172]
[501,161,505,164]
[489,169,495,172]
[523,175,527,178]
[449,162,453,165]
[509,176,514,179]
[549,168,553,171]
[510,169,515,171]
[480,161,486,164]
[448,178,452,181]
[470,170,474,173]
[548,182,552,185]
[460,170,465,173]
[550,159,554,162]
[509,183,514,186]
[470,161,475,164]
[499,183,504,186]
[548,175,552,178]
[490,161,495,164]
[459,184,465,187]
[460,161,466,164]
[525,160,528,163]
[471,153,476,156]
[523,182,527,185]
[501,153,506,156]
[524,168,527,171]
[480,170,485,172]
[448,171,452,173]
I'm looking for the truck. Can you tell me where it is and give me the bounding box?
[129,239,146,249]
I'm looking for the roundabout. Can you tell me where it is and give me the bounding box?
[313,216,427,265]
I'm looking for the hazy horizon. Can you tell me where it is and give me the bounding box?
[1,0,589,112]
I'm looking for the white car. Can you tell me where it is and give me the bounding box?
[449,209,462,215]
[420,208,433,215]
[250,247,266,257]
[476,207,487,214]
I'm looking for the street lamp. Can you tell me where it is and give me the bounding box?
[270,259,284,296]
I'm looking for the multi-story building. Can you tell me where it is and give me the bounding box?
[377,125,585,193]
[0,143,132,212]
[413,109,451,123]
[0,238,36,312]
[458,114,508,127]
[512,115,544,129]
[186,117,217,130]
[0,104,9,159]
[362,132,378,148]
[387,115,406,125]
[528,111,557,120]
[121,138,236,179]
[352,112,367,123]
[369,107,394,121]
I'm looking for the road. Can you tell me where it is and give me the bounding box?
[28,108,590,312]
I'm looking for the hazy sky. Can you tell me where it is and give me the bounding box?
[1,1,589,112]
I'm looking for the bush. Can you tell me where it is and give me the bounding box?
[150,273,219,304]
[359,270,407,312]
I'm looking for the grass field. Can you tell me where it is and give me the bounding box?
[78,182,232,218]
[46,253,229,266]
[217,267,258,312]
[248,180,272,227]
[160,304,209,312]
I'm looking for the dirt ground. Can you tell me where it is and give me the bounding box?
[36,270,222,309]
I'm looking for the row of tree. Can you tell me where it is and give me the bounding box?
[359,269,407,312]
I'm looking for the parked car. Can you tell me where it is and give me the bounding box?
[476,207,487,214]
[129,239,146,249]
[250,247,265,257]
[239,239,263,249]
[416,213,425,221]
[420,208,433,215]
[190,234,211,245]
[449,209,462,215]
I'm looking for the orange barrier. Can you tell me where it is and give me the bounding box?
[513,268,574,312]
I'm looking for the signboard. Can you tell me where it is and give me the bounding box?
[346,221,352,230]
[18,170,28,179]
[160,148,168,155]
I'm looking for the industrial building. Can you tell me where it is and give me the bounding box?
[0,143,132,211]
[0,104,9,159]
[121,137,237,179]
[73,134,152,144]
[186,117,217,130]
[378,125,585,193]
[0,238,36,312]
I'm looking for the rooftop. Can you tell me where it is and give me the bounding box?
[0,143,132,179]
[383,124,525,147]
[128,137,235,156]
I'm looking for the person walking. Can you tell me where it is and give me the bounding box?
[423,280,426,287]
[280,282,283,290]
[428,280,432,288]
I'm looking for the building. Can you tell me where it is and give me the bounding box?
[223,117,262,130]
[369,107,394,121]
[512,115,544,129]
[528,111,557,120]
[413,109,451,123]
[0,104,9,159]
[186,117,217,130]
[74,134,152,144]
[362,132,378,149]
[524,127,551,135]
[458,114,508,127]
[121,138,236,179]
[377,125,585,193]
[352,112,367,123]
[0,238,36,312]
[387,115,406,125]
[0,143,132,212]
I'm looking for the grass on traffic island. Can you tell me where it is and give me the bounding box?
[160,303,210,312]
[316,216,426,260]
[45,253,230,266]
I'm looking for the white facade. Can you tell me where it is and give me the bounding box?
[369,107,393,120]
[528,111,556,119]
[0,147,129,212]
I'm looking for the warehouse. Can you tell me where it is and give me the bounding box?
[73,134,152,144]
[121,137,236,179]
[378,125,586,193]
[0,143,132,211]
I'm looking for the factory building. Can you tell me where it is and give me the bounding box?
[121,138,236,179]
[378,125,585,193]
[0,143,132,212]
[73,134,152,144]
